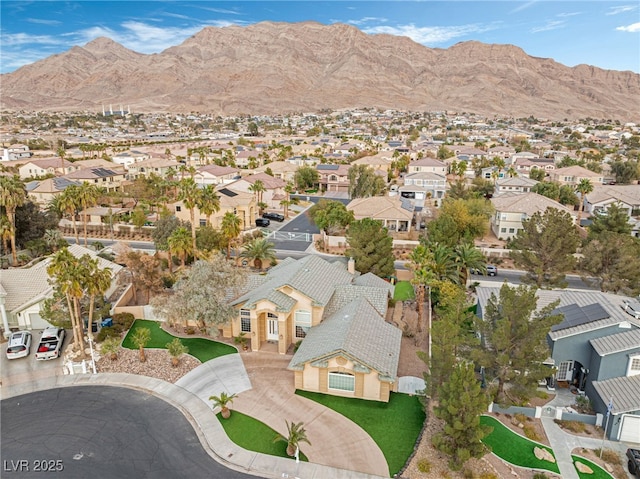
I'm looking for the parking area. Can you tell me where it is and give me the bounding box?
[1,329,68,388]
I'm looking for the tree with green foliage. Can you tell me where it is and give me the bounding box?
[76,182,101,246]
[247,121,259,136]
[209,391,237,419]
[346,218,394,278]
[220,212,242,259]
[177,177,201,254]
[558,184,579,207]
[453,241,486,285]
[510,208,580,288]
[166,338,189,367]
[197,185,220,226]
[0,175,27,265]
[432,362,491,471]
[610,159,639,184]
[131,207,147,232]
[580,232,640,295]
[529,168,546,181]
[308,199,354,235]
[167,226,193,267]
[588,202,632,238]
[532,181,560,201]
[472,283,562,404]
[294,165,319,191]
[240,237,276,271]
[196,225,226,254]
[437,145,454,160]
[574,178,594,223]
[15,201,59,251]
[427,198,493,247]
[347,164,386,198]
[131,327,151,362]
[274,421,311,457]
[151,254,247,334]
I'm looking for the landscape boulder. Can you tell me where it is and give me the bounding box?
[534,446,556,463]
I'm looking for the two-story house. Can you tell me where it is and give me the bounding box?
[407,158,447,175]
[226,173,286,209]
[171,186,256,230]
[225,256,401,402]
[399,172,447,204]
[112,150,151,169]
[18,158,78,179]
[126,158,181,180]
[490,192,575,240]
[316,164,351,194]
[63,167,126,192]
[584,185,640,220]
[194,165,241,186]
[548,165,604,187]
[26,178,81,208]
[494,177,539,196]
[1,144,33,162]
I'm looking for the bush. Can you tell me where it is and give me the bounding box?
[594,448,621,465]
[554,419,586,433]
[113,313,135,331]
[523,423,541,441]
[533,474,548,479]
[184,326,196,335]
[514,413,528,424]
[478,474,498,479]
[161,274,175,289]
[96,326,120,343]
[416,458,431,473]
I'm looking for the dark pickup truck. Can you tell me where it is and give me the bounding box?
[629,448,640,477]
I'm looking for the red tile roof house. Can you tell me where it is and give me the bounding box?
[226,172,286,209]
[18,158,78,179]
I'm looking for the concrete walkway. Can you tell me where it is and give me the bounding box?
[233,352,390,477]
[1,373,388,479]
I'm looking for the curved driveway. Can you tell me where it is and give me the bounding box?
[1,386,257,479]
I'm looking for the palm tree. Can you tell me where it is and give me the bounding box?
[166,338,188,367]
[209,392,237,419]
[430,243,459,283]
[44,229,63,252]
[178,177,201,254]
[282,182,295,219]
[167,226,193,267]
[0,175,27,265]
[575,178,594,224]
[51,185,80,244]
[77,182,100,246]
[84,259,112,340]
[0,216,12,258]
[131,327,151,362]
[408,245,435,334]
[100,337,120,361]
[221,212,242,259]
[453,242,486,286]
[241,238,276,271]
[197,185,220,226]
[248,180,266,207]
[274,421,311,457]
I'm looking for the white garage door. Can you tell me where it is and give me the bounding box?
[619,414,640,443]
[29,312,50,330]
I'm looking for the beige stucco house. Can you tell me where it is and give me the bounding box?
[26,178,81,208]
[18,158,78,179]
[548,165,604,186]
[407,158,447,175]
[491,192,575,240]
[347,196,414,232]
[63,167,126,191]
[225,256,400,402]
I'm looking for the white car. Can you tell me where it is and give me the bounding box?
[35,327,66,360]
[6,331,32,359]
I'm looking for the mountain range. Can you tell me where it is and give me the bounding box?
[2,21,639,120]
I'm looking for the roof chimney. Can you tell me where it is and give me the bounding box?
[347,257,355,274]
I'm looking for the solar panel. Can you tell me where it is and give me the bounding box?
[218,188,237,197]
[550,303,610,332]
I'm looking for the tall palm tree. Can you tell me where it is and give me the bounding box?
[248,180,266,208]
[167,226,193,267]
[240,238,276,271]
[77,182,100,246]
[453,242,486,286]
[0,216,12,257]
[0,175,27,265]
[408,245,435,334]
[575,178,594,224]
[84,259,112,340]
[51,185,80,244]
[221,212,242,259]
[430,243,459,283]
[274,421,311,457]
[197,185,220,226]
[178,177,201,254]
[282,182,295,219]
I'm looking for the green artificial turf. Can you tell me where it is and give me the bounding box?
[480,415,560,474]
[393,281,415,301]
[217,411,308,461]
[572,455,615,479]
[122,319,237,362]
[296,390,425,476]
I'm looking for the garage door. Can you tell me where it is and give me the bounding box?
[619,414,640,443]
[29,312,50,330]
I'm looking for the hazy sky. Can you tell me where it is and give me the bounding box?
[1,1,639,74]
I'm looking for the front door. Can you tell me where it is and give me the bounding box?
[267,319,278,341]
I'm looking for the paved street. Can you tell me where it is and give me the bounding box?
[1,386,259,479]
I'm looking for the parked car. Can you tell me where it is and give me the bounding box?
[621,300,640,320]
[628,448,640,477]
[6,331,32,359]
[262,212,285,222]
[35,327,65,360]
[256,218,270,227]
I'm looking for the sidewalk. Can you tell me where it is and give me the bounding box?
[1,373,389,479]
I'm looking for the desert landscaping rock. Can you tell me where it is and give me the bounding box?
[534,446,556,463]
[96,347,200,383]
[575,461,594,474]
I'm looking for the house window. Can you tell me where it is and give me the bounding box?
[295,310,312,339]
[500,228,507,233]
[328,372,355,392]
[176,206,182,212]
[628,356,640,377]
[508,228,515,234]
[240,309,251,333]
[199,219,206,227]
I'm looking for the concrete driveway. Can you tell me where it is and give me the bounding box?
[232,352,389,477]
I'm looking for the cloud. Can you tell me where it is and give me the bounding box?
[606,5,637,15]
[345,17,388,26]
[616,22,640,32]
[510,1,537,14]
[197,6,242,15]
[1,48,57,72]
[556,12,581,18]
[26,18,62,26]
[362,23,497,45]
[1,32,61,46]
[531,20,565,33]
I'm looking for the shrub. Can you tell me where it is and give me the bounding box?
[523,423,542,441]
[514,413,528,424]
[161,274,175,288]
[463,469,474,479]
[478,474,498,479]
[594,448,621,465]
[96,326,120,343]
[533,474,548,479]
[416,458,431,473]
[554,419,586,433]
[185,326,196,335]
[113,313,135,331]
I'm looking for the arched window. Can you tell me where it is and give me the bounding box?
[295,310,311,339]
[328,371,355,391]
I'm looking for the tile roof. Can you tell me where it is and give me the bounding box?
[592,374,640,414]
[495,177,539,187]
[323,284,390,318]
[347,196,413,220]
[409,158,446,167]
[586,185,640,206]
[491,192,574,216]
[288,297,402,380]
[238,172,286,189]
[589,329,640,356]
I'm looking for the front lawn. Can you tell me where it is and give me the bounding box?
[217,411,308,461]
[393,280,415,301]
[122,319,237,362]
[480,415,560,474]
[296,391,425,476]
[572,455,615,479]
